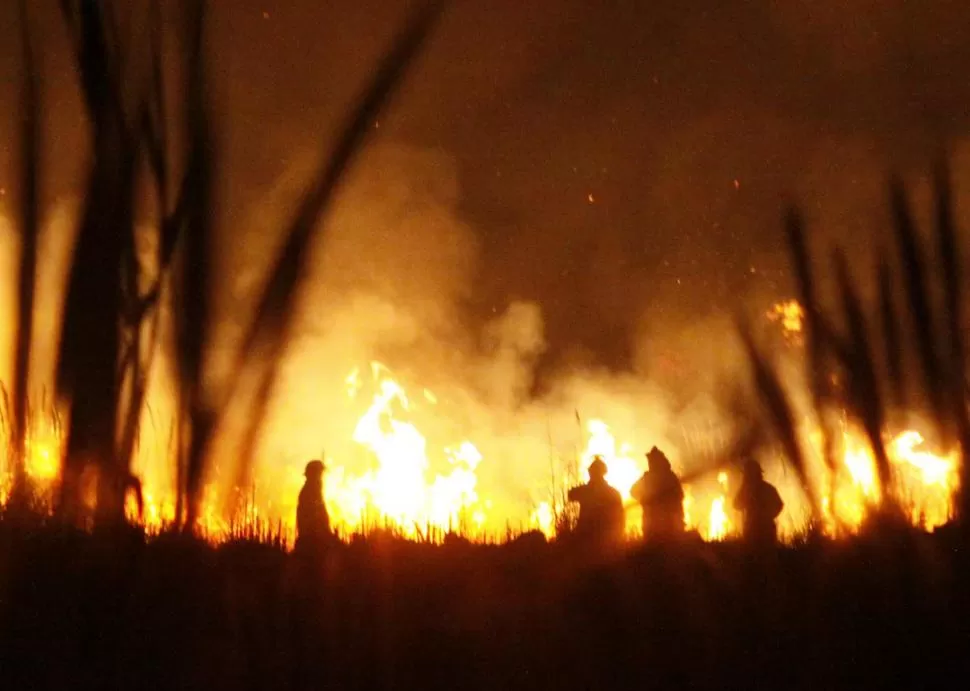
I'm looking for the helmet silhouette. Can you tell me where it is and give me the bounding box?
[743,458,763,478]
[588,456,608,479]
[304,459,325,478]
[647,446,672,472]
[633,446,684,541]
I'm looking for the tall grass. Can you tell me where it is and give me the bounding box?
[8,0,41,501]
[742,167,969,528]
[199,0,445,525]
[54,0,142,522]
[8,0,445,530]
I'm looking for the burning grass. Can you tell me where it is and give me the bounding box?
[0,371,960,546]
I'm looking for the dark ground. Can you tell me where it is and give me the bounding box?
[1,517,968,691]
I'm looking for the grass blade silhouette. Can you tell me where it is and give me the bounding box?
[890,178,946,435]
[832,249,893,505]
[116,0,180,495]
[934,164,961,380]
[55,0,133,522]
[177,0,216,527]
[877,256,906,409]
[186,0,447,525]
[931,162,970,520]
[54,0,160,523]
[785,207,840,517]
[10,0,41,497]
[738,316,819,519]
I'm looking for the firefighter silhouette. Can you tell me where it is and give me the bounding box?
[567,456,624,546]
[296,459,331,551]
[733,459,783,545]
[631,446,684,541]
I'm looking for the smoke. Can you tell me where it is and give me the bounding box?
[2,1,970,532]
[5,0,970,376]
[211,141,740,531]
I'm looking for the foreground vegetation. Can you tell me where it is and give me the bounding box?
[0,511,967,690]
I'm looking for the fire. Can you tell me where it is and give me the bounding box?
[322,364,488,539]
[577,420,733,538]
[892,431,953,487]
[682,486,694,530]
[578,419,649,535]
[708,497,728,540]
[0,423,63,504]
[0,358,962,546]
[889,430,956,528]
[817,426,957,534]
[707,472,730,540]
[530,501,555,537]
[25,438,60,481]
[580,419,642,499]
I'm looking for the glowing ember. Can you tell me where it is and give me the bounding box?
[767,299,805,344]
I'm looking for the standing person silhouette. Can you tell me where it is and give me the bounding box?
[631,446,684,541]
[296,459,330,553]
[733,459,783,545]
[567,456,624,547]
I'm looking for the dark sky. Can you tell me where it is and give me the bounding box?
[2,0,970,383]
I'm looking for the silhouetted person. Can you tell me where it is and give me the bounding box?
[631,446,684,541]
[733,459,783,545]
[296,459,331,552]
[567,456,624,546]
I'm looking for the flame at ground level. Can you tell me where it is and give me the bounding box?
[0,362,962,544]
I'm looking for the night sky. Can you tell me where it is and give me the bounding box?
[2,0,970,386]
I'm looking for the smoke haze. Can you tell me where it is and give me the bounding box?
[1,1,970,530]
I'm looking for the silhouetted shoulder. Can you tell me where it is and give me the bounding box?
[766,484,783,517]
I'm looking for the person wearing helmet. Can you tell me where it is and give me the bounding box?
[631,446,684,541]
[567,456,624,546]
[296,459,331,552]
[733,458,783,545]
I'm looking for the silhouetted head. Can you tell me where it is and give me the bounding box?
[647,446,671,472]
[588,456,608,481]
[305,459,325,480]
[743,458,763,479]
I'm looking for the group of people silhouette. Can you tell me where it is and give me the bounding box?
[567,446,784,547]
[294,447,784,552]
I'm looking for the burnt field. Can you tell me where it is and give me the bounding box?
[2,518,969,691]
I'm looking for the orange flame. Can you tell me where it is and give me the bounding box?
[0,359,962,546]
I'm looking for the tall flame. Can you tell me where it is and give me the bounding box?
[707,472,730,540]
[817,426,957,534]
[323,364,487,538]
